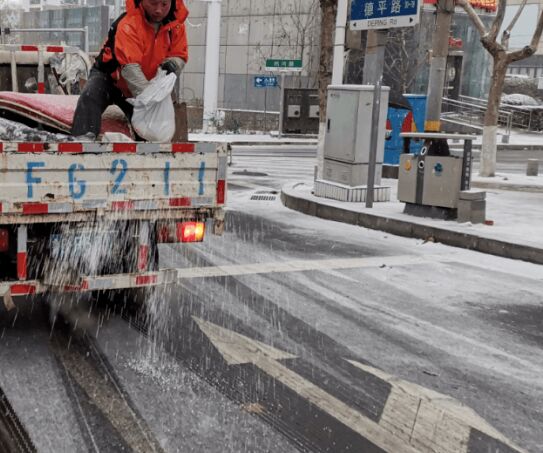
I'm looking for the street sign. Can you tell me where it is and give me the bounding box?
[350,0,421,31]
[265,59,303,72]
[254,76,278,88]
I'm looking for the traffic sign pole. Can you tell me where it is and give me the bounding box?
[264,88,268,132]
[278,73,286,138]
[345,0,419,206]
[366,78,382,208]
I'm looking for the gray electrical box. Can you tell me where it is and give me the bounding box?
[322,85,389,187]
[324,85,389,165]
[282,89,319,135]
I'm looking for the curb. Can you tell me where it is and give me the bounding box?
[229,141,318,146]
[471,181,543,193]
[281,186,543,266]
[453,144,543,151]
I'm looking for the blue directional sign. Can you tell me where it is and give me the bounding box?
[254,76,278,88]
[350,0,420,30]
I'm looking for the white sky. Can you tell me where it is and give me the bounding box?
[501,4,540,49]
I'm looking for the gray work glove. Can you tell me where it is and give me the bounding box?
[160,57,185,77]
[161,58,186,104]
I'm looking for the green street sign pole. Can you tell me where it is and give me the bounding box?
[279,73,285,138]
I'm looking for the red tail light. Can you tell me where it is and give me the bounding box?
[0,229,9,252]
[176,222,205,243]
[157,221,206,243]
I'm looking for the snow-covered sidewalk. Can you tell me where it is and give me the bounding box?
[189,132,318,145]
[281,173,543,264]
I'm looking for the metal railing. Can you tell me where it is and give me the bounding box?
[0,27,89,54]
[446,95,543,132]
[441,97,513,139]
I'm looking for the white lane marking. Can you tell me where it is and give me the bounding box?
[227,181,263,189]
[176,254,453,281]
[347,360,526,453]
[193,317,419,453]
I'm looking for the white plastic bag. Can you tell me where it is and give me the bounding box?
[127,70,177,143]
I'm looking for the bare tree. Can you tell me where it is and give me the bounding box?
[0,0,21,36]
[315,0,336,178]
[250,0,320,84]
[456,0,543,176]
[318,0,337,122]
[274,0,320,87]
[384,27,425,95]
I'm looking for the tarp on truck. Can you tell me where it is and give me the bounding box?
[0,92,131,136]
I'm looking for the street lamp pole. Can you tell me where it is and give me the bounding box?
[331,0,349,85]
[202,0,222,133]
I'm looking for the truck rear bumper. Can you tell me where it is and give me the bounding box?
[1,268,177,308]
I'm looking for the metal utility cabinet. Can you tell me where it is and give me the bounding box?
[323,85,389,186]
[282,88,320,135]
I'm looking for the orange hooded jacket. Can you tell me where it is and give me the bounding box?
[95,0,188,97]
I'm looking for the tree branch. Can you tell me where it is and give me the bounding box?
[506,8,543,62]
[488,0,508,42]
[502,0,528,48]
[529,8,543,49]
[455,0,488,37]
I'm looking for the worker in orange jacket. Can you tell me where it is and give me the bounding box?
[72,0,188,138]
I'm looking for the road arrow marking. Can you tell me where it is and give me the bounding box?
[193,317,419,453]
[347,360,526,453]
[193,317,296,365]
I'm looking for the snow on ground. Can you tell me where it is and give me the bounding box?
[281,177,543,251]
[225,184,543,281]
[469,129,543,146]
[189,132,318,144]
[473,172,543,189]
[189,128,543,147]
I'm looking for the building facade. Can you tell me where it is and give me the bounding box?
[20,5,111,51]
[19,0,63,12]
[181,0,321,112]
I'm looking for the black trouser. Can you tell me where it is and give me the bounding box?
[71,68,133,137]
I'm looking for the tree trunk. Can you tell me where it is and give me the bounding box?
[316,0,337,179]
[480,55,508,177]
